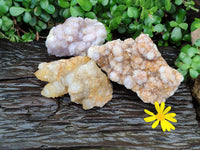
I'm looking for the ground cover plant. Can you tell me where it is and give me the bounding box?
[0,0,199,79]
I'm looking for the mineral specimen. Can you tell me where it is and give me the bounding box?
[35,56,113,110]
[88,33,183,104]
[45,17,107,57]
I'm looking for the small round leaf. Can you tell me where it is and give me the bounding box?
[189,69,199,78]
[194,39,200,47]
[162,32,170,41]
[10,6,25,16]
[40,0,49,10]
[169,21,178,27]
[63,8,70,18]
[153,24,164,32]
[127,7,139,19]
[175,0,183,5]
[70,6,84,17]
[34,6,42,16]
[77,0,92,11]
[40,12,51,22]
[171,27,182,42]
[58,0,70,8]
[45,4,55,14]
[85,12,96,19]
[178,23,188,30]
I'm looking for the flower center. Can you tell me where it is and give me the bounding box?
[156,113,165,121]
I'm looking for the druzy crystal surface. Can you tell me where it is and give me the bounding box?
[46,17,107,57]
[35,56,113,110]
[88,33,183,104]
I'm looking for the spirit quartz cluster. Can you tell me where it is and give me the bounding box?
[35,56,113,110]
[88,33,183,104]
[45,17,107,57]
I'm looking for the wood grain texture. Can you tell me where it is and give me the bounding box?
[0,39,200,149]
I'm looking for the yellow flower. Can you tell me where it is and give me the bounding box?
[144,102,177,132]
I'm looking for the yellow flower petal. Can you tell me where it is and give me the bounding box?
[160,102,165,113]
[168,122,175,130]
[144,116,156,122]
[144,109,155,116]
[152,120,159,129]
[155,102,160,113]
[163,106,171,115]
[165,116,177,123]
[165,120,175,131]
[165,113,176,118]
[161,120,175,132]
[160,120,167,132]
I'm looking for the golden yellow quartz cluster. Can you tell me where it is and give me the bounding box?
[35,56,113,110]
[88,33,183,104]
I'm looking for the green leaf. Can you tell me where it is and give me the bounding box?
[175,0,183,5]
[63,8,70,18]
[77,0,92,11]
[40,12,50,22]
[71,0,78,6]
[171,27,182,42]
[90,0,98,6]
[165,0,171,11]
[177,68,188,77]
[58,0,70,8]
[187,47,198,57]
[38,20,47,30]
[191,62,200,71]
[35,25,41,32]
[175,58,182,68]
[181,44,191,53]
[0,1,9,14]
[102,0,109,6]
[144,14,161,25]
[192,55,200,62]
[40,0,49,10]
[167,3,176,14]
[182,56,192,65]
[127,7,139,19]
[34,6,42,16]
[129,23,136,31]
[191,20,200,31]
[189,69,199,78]
[45,4,55,14]
[29,16,37,26]
[195,39,200,47]
[162,32,170,41]
[9,6,25,16]
[183,34,191,42]
[23,12,32,23]
[179,52,187,61]
[176,8,186,24]
[178,23,188,30]
[85,12,96,19]
[169,21,178,27]
[153,24,164,32]
[70,6,84,17]
[0,19,2,27]
[111,5,127,17]
[109,16,122,30]
[179,63,190,71]
[1,16,13,31]
[143,25,153,37]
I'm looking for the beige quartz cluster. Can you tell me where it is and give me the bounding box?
[45,17,107,57]
[35,56,113,110]
[88,33,183,104]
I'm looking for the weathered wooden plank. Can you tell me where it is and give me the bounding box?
[0,39,200,149]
